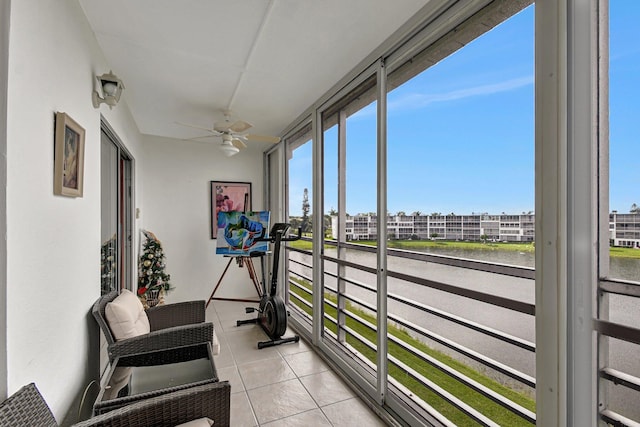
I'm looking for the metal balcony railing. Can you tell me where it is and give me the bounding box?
[285,238,640,426]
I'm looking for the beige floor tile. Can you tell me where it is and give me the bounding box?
[230,391,258,427]
[247,379,318,425]
[204,307,221,324]
[211,300,251,314]
[209,301,385,426]
[321,397,387,426]
[226,327,283,365]
[216,365,245,393]
[261,408,333,426]
[238,357,297,390]
[274,330,311,356]
[283,350,329,377]
[299,370,356,407]
[216,307,259,332]
[212,336,235,370]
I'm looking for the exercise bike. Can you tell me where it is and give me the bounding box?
[236,223,301,349]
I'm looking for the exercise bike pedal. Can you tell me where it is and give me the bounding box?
[245,307,256,314]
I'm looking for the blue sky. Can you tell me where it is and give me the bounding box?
[289,4,638,217]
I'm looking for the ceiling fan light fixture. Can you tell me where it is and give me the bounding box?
[219,141,240,157]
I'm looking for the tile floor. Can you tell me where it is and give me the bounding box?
[206,300,388,426]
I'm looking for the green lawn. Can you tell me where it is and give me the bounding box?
[289,278,535,426]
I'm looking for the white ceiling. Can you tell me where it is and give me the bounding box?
[79,0,428,148]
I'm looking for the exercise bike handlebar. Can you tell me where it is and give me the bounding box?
[280,227,302,242]
[255,223,302,243]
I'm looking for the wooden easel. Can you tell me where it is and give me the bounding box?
[206,255,264,308]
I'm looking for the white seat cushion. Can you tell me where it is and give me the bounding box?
[105,289,150,341]
[175,417,214,426]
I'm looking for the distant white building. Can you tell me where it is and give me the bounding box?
[333,212,639,247]
[609,212,640,247]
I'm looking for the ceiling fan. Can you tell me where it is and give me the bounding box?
[177,110,281,157]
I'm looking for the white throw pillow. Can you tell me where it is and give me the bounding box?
[104,289,150,340]
[175,418,214,427]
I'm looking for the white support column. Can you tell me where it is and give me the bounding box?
[536,1,599,425]
[376,58,388,405]
[535,0,568,424]
[312,109,324,346]
[596,0,610,420]
[566,1,598,424]
[0,0,9,401]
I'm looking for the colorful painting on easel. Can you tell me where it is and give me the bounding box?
[216,211,270,255]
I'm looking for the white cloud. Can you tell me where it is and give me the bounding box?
[346,75,533,121]
[388,75,534,112]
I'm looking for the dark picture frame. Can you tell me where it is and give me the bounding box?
[54,112,85,197]
[210,181,251,239]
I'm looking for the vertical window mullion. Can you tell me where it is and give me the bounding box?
[376,57,388,404]
[337,110,347,344]
[312,109,324,346]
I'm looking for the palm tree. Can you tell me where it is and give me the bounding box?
[631,203,640,214]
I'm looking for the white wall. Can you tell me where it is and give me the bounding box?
[0,0,10,403]
[5,0,146,423]
[3,1,266,422]
[140,135,266,304]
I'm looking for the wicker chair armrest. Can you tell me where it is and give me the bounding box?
[73,381,231,427]
[108,322,213,361]
[0,383,57,427]
[146,300,206,331]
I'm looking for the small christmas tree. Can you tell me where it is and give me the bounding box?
[138,230,172,307]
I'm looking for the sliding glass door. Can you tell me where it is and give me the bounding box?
[100,122,133,294]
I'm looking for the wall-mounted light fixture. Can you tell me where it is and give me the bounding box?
[92,71,125,109]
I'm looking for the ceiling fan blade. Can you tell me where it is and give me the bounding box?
[232,139,247,150]
[245,134,281,144]
[175,121,214,132]
[187,135,216,141]
[214,120,251,133]
[228,120,253,133]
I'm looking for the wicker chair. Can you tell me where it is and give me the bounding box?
[0,383,57,427]
[93,291,215,362]
[0,382,231,427]
[75,381,231,427]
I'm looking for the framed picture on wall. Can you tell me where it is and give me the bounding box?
[53,112,85,197]
[210,181,251,238]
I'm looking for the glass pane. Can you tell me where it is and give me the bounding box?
[608,2,640,281]
[603,2,640,422]
[320,72,379,378]
[101,132,119,295]
[286,124,313,323]
[385,6,535,424]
